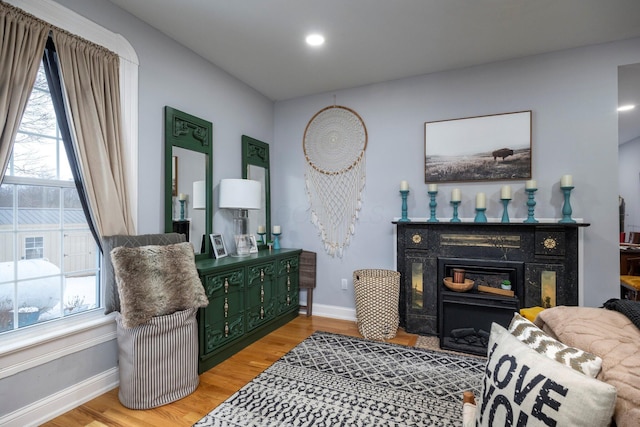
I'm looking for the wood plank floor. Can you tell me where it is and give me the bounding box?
[42,315,418,427]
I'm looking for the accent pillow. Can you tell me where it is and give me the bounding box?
[111,242,209,328]
[475,323,616,427]
[508,312,602,378]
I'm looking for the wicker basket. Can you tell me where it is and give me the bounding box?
[353,269,400,340]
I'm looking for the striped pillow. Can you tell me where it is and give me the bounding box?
[508,312,602,378]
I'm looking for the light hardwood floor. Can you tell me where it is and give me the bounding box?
[42,315,418,427]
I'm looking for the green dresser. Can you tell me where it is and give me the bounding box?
[195,248,301,373]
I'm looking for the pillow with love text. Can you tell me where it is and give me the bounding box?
[475,323,616,427]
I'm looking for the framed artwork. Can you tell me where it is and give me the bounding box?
[424,110,532,183]
[171,155,178,197]
[210,233,227,258]
[249,234,259,253]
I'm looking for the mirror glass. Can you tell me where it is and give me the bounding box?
[247,164,267,236]
[171,147,207,253]
[618,63,640,241]
[242,135,270,247]
[165,107,213,260]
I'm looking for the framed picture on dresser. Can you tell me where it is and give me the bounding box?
[210,234,227,258]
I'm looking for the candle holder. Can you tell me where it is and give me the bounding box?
[179,200,185,221]
[257,231,266,245]
[398,190,411,222]
[427,190,439,222]
[559,186,576,224]
[500,198,511,223]
[524,188,538,223]
[273,232,281,250]
[450,201,461,223]
[474,207,487,223]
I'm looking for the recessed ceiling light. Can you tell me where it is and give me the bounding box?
[618,104,636,112]
[306,34,325,47]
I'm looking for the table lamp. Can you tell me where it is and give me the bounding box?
[219,178,261,256]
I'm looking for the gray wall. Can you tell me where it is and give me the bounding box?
[2,0,274,420]
[274,37,640,311]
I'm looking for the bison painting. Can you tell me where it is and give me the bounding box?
[492,148,514,161]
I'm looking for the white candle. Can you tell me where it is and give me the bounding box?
[178,193,187,201]
[561,174,573,187]
[476,192,486,209]
[525,180,537,189]
[257,225,265,234]
[451,188,461,202]
[400,180,409,191]
[500,185,511,200]
[428,184,438,192]
[273,225,281,234]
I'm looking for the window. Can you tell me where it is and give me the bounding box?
[0,63,100,334]
[24,236,44,259]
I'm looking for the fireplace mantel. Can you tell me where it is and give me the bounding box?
[394,221,588,336]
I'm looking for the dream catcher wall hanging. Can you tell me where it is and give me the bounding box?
[303,105,367,257]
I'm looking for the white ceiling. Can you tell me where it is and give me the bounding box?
[106,0,640,142]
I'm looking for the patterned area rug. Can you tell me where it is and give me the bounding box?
[194,331,485,427]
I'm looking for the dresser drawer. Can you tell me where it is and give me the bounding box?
[203,267,244,298]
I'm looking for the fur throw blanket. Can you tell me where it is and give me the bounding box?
[111,242,208,328]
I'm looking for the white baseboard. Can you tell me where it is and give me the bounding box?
[302,303,357,321]
[1,368,119,427]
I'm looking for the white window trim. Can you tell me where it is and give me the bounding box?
[1,0,139,377]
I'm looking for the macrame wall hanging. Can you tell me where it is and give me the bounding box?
[303,105,367,257]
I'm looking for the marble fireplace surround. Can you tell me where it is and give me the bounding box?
[394,221,588,336]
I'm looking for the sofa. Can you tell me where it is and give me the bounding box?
[464,300,640,427]
[534,301,640,427]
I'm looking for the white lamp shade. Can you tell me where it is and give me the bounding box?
[219,179,262,210]
[192,180,206,210]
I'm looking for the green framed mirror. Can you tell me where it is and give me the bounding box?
[242,135,270,248]
[164,106,213,260]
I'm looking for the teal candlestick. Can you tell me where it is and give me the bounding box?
[273,232,281,250]
[501,198,510,223]
[474,207,487,223]
[450,201,461,223]
[524,188,538,223]
[179,200,185,220]
[257,232,266,245]
[559,186,576,223]
[399,190,410,222]
[427,190,438,222]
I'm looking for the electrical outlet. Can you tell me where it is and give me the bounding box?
[341,278,348,290]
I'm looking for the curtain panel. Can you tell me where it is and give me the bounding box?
[0,2,50,177]
[52,30,135,237]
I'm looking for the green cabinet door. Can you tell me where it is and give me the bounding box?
[276,256,299,314]
[245,261,276,331]
[201,267,244,356]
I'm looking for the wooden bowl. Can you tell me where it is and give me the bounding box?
[443,277,474,292]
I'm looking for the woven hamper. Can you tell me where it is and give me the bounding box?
[353,269,400,340]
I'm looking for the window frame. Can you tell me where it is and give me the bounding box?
[0,0,138,380]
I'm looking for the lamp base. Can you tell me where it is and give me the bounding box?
[233,233,251,256]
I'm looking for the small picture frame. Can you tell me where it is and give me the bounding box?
[210,233,227,258]
[249,234,259,253]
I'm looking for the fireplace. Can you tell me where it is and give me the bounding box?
[395,222,587,341]
[438,258,523,355]
[440,292,518,355]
